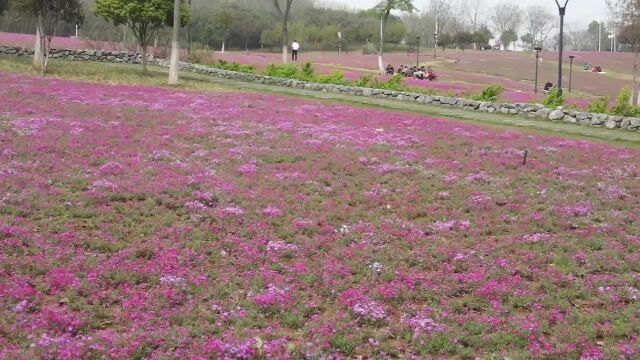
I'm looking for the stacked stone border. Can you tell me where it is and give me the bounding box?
[2,45,639,132]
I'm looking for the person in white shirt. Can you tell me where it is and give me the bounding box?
[291,40,300,61]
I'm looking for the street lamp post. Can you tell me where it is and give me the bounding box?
[569,55,575,92]
[554,0,569,97]
[534,46,542,94]
[416,36,420,67]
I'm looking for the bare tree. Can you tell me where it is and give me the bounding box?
[608,0,640,104]
[274,0,293,64]
[490,2,522,50]
[462,0,483,32]
[168,0,181,85]
[428,0,452,35]
[566,28,590,51]
[524,5,556,48]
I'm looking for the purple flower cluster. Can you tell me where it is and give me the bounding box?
[0,71,638,358]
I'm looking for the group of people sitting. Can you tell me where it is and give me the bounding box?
[385,64,437,81]
[584,62,603,73]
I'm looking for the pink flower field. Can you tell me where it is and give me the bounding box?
[0,32,120,51]
[1,71,640,359]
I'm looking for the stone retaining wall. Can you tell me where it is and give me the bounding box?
[2,45,639,132]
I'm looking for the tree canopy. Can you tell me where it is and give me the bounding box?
[95,0,190,70]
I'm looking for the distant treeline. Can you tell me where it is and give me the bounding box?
[0,0,407,53]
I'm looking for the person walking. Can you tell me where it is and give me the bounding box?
[291,40,300,61]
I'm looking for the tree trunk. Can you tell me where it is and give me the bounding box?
[142,43,148,73]
[153,36,158,56]
[378,15,386,75]
[168,0,181,85]
[41,36,50,76]
[33,18,43,72]
[221,38,225,53]
[633,45,638,106]
[245,40,249,54]
[282,19,288,64]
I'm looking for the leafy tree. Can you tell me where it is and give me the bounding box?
[520,33,536,50]
[372,0,415,75]
[455,31,473,50]
[260,25,281,48]
[437,33,452,51]
[500,29,518,50]
[384,20,407,45]
[11,0,84,74]
[95,0,190,72]
[473,24,492,49]
[273,0,293,64]
[0,0,8,14]
[215,5,235,53]
[237,9,264,53]
[587,20,607,51]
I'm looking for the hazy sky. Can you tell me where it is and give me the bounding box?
[332,0,609,28]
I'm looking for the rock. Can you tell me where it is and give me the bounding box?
[479,102,494,111]
[609,116,623,123]
[590,114,605,126]
[605,120,618,129]
[628,117,640,129]
[549,110,565,121]
[466,100,480,109]
[535,108,551,119]
[362,88,372,96]
[423,96,433,104]
[621,118,632,129]
[575,112,590,121]
[563,116,578,123]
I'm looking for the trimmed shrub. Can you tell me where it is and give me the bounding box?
[355,74,374,87]
[471,84,504,102]
[265,63,298,78]
[610,86,632,116]
[212,59,255,73]
[543,88,564,108]
[316,69,348,85]
[587,97,609,114]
